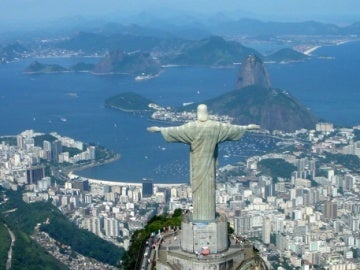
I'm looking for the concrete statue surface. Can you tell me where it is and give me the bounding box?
[148,104,259,222]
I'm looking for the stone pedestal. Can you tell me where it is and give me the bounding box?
[156,212,246,270]
[181,213,228,254]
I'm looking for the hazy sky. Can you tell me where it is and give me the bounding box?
[1,0,359,24]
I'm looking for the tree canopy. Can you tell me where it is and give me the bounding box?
[258,158,296,179]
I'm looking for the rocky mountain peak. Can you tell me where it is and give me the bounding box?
[199,54,317,132]
[235,54,271,90]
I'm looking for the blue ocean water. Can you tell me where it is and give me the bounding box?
[268,41,360,126]
[1,41,359,183]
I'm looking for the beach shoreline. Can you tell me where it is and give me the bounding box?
[302,39,356,56]
[303,45,322,56]
[68,172,186,187]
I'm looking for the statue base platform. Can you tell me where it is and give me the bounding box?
[155,212,269,270]
[180,212,228,254]
[156,212,249,270]
[159,246,245,270]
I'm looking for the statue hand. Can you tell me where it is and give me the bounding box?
[247,124,260,130]
[147,126,162,132]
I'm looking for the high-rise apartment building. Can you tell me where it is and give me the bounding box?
[262,218,271,244]
[51,140,62,162]
[323,201,337,220]
[26,166,45,184]
[142,180,153,198]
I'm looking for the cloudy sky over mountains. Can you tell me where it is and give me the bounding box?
[2,0,358,24]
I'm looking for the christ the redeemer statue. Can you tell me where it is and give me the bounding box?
[148,104,259,222]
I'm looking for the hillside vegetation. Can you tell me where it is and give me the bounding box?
[122,209,182,270]
[0,188,124,267]
[0,221,11,269]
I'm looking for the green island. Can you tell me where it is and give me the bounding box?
[24,61,68,74]
[24,61,95,74]
[105,92,155,112]
[265,48,309,62]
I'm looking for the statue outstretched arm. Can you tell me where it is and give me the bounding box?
[147,126,162,132]
[232,124,260,130]
[246,124,260,130]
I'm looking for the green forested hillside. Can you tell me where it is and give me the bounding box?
[122,210,182,270]
[0,221,11,269]
[258,158,297,179]
[0,188,124,267]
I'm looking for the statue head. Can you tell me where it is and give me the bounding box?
[197,104,209,122]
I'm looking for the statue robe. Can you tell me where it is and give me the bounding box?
[160,120,247,222]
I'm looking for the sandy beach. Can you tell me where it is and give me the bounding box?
[303,45,322,56]
[68,172,185,188]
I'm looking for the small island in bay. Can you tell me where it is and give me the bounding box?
[24,61,95,74]
[92,50,162,76]
[24,61,68,74]
[24,50,162,78]
[105,92,155,112]
[265,48,309,63]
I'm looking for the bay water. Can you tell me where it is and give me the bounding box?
[1,41,359,183]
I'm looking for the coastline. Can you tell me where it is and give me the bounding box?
[68,153,186,186]
[303,39,357,56]
[68,153,121,174]
[68,172,185,187]
[303,45,322,56]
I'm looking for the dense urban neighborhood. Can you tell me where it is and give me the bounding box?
[1,121,360,269]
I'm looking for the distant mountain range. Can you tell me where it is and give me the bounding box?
[54,19,360,48]
[17,15,360,38]
[24,34,310,76]
[5,15,360,68]
[166,36,259,66]
[56,31,174,54]
[2,17,360,64]
[213,19,360,36]
[54,32,311,64]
